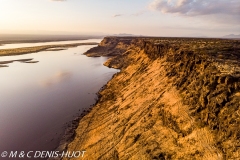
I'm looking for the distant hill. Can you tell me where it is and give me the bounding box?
[110,33,145,37]
[222,34,240,39]
[113,33,135,37]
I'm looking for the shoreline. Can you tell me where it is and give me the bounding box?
[51,41,122,156]
[0,42,98,56]
[53,83,109,153]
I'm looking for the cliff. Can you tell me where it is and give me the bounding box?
[65,37,240,160]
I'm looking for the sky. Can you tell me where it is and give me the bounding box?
[0,0,239,37]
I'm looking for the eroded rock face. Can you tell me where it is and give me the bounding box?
[65,37,240,160]
[84,37,132,57]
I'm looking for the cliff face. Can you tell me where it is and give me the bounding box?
[66,37,240,160]
[84,37,132,57]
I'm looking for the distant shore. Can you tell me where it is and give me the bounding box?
[0,42,98,56]
[0,39,88,46]
[0,34,104,46]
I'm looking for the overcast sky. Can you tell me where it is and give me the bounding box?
[0,0,239,37]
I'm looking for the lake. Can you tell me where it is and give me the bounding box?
[0,40,118,157]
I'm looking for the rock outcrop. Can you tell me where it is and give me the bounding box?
[65,37,240,160]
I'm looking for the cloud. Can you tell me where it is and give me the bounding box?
[149,0,240,25]
[149,0,240,16]
[132,10,147,16]
[40,71,72,87]
[113,11,147,18]
[112,14,123,18]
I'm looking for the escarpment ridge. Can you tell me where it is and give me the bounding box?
[65,37,240,159]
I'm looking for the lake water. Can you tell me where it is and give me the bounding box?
[0,40,118,158]
[0,39,102,49]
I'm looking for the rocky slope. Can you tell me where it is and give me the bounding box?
[65,37,240,160]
